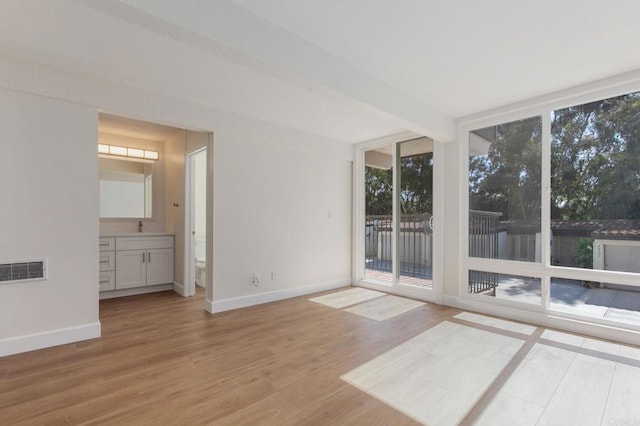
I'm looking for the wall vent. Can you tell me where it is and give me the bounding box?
[0,260,46,283]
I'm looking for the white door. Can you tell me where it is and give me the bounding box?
[116,250,146,289]
[184,147,207,297]
[147,248,175,285]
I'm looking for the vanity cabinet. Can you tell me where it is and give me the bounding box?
[115,236,174,289]
[99,234,174,293]
[99,237,116,291]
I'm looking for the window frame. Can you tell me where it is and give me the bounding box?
[458,79,640,331]
[353,133,444,304]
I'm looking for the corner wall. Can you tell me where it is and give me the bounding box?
[0,52,354,354]
[0,88,100,356]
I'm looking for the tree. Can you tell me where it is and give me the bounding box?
[551,92,640,220]
[365,166,392,216]
[399,152,433,214]
[365,152,434,216]
[469,116,542,223]
[468,91,640,223]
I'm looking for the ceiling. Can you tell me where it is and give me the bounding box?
[1,1,640,144]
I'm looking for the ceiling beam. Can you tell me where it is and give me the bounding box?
[85,0,455,141]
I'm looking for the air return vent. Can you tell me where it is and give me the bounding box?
[0,261,46,283]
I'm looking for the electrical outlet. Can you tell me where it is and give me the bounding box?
[252,272,260,287]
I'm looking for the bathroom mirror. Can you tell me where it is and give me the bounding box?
[99,157,153,218]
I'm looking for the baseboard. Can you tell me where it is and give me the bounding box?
[206,278,351,314]
[0,321,101,357]
[173,281,186,297]
[99,283,173,300]
[442,295,640,347]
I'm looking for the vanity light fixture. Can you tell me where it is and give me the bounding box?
[98,143,159,161]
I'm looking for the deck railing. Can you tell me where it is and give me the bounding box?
[364,211,501,292]
[468,210,502,295]
[365,213,432,279]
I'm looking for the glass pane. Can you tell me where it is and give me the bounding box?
[551,92,640,274]
[398,138,433,288]
[469,117,542,262]
[469,271,541,305]
[364,146,393,283]
[550,277,640,326]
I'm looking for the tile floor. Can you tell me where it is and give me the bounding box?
[320,289,640,426]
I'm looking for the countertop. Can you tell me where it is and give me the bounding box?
[100,232,174,237]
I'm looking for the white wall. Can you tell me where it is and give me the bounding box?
[442,140,461,298]
[210,133,352,310]
[0,88,99,356]
[0,51,354,353]
[164,130,186,286]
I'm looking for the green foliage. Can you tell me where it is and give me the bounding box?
[469,117,542,222]
[365,152,434,216]
[551,92,640,220]
[573,238,594,269]
[399,153,433,214]
[469,92,640,223]
[365,166,392,215]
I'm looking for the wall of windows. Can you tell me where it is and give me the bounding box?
[464,89,640,330]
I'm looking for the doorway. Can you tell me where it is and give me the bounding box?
[185,147,208,297]
[356,136,442,302]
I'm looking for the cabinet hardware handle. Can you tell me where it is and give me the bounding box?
[99,260,109,264]
[99,279,109,284]
[142,252,145,263]
[148,252,151,262]
[99,242,109,246]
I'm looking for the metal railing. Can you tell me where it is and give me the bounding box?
[365,213,432,279]
[468,210,502,295]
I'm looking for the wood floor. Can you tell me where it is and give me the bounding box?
[0,288,459,425]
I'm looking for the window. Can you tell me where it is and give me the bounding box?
[551,92,640,273]
[464,90,640,327]
[362,138,435,290]
[469,117,542,263]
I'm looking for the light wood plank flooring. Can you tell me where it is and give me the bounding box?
[3,288,640,425]
[0,288,456,425]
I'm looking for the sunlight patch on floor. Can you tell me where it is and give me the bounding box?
[341,321,524,425]
[454,312,537,335]
[309,288,424,321]
[343,295,425,321]
[309,287,385,309]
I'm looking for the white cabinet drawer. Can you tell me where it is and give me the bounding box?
[99,271,115,291]
[99,251,115,271]
[116,236,174,251]
[99,238,115,252]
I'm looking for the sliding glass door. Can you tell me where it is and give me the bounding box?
[361,137,436,293]
[397,138,434,288]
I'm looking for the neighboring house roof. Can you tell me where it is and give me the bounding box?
[550,220,604,237]
[493,219,640,240]
[588,220,640,240]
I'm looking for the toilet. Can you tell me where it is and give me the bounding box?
[194,235,207,288]
[195,257,206,288]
